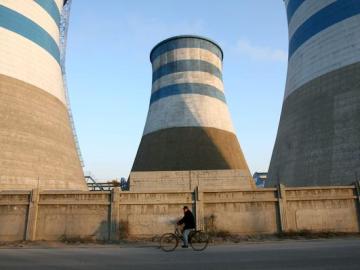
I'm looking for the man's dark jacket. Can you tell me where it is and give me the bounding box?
[178,210,196,230]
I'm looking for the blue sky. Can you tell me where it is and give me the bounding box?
[65,0,288,180]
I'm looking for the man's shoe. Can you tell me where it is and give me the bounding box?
[181,245,189,248]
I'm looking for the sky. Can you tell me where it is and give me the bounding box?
[65,0,289,180]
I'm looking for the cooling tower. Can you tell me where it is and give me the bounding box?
[0,0,87,190]
[130,35,254,191]
[267,0,360,187]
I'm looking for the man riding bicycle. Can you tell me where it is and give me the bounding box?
[177,206,196,248]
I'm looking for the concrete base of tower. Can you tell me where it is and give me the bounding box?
[267,62,360,187]
[129,169,255,192]
[0,74,87,191]
[132,127,250,172]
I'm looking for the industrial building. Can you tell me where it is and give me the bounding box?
[130,35,254,191]
[253,172,268,188]
[267,0,360,186]
[0,0,87,190]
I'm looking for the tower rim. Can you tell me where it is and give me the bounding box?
[150,35,224,62]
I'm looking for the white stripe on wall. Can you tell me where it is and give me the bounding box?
[143,94,235,135]
[0,28,66,104]
[152,47,222,71]
[152,71,224,93]
[288,0,336,38]
[1,0,60,45]
[285,14,360,99]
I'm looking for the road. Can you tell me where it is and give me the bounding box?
[0,239,360,270]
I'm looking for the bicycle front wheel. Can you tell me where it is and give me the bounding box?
[160,233,178,252]
[189,231,209,251]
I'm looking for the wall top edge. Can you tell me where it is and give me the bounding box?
[200,188,276,192]
[0,186,356,195]
[39,191,111,195]
[284,186,356,190]
[0,191,31,195]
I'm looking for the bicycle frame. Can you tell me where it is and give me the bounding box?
[174,226,184,240]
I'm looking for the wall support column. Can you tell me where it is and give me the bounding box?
[109,188,121,241]
[194,187,204,230]
[354,181,360,231]
[25,189,40,241]
[277,184,288,233]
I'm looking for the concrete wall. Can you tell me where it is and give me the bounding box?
[129,170,255,192]
[0,183,359,241]
[202,189,279,234]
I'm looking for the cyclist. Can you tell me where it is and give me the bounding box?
[177,206,195,248]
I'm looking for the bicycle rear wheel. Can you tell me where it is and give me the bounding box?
[160,233,178,252]
[189,231,209,251]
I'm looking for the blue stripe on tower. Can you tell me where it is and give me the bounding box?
[150,83,226,105]
[34,0,61,27]
[0,6,60,64]
[152,60,222,82]
[289,0,360,58]
[287,0,305,22]
[150,36,223,62]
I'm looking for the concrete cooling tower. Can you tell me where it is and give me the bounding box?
[0,0,87,190]
[130,35,254,191]
[267,0,360,187]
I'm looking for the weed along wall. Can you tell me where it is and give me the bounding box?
[0,184,360,241]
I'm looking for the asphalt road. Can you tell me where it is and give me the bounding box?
[0,239,360,270]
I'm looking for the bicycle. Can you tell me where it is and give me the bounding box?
[160,226,209,252]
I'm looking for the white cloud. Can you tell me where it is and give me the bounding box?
[235,39,287,62]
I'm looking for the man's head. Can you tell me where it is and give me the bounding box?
[183,206,189,213]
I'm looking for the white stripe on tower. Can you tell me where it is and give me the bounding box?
[1,0,60,45]
[54,0,64,11]
[152,48,222,71]
[152,71,224,93]
[143,94,235,135]
[288,0,336,38]
[0,28,66,104]
[285,14,360,98]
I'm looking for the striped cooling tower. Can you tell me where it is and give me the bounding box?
[267,0,360,186]
[131,35,251,174]
[0,0,87,190]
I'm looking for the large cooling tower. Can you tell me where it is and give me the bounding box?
[267,0,360,187]
[0,0,87,190]
[131,35,252,177]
